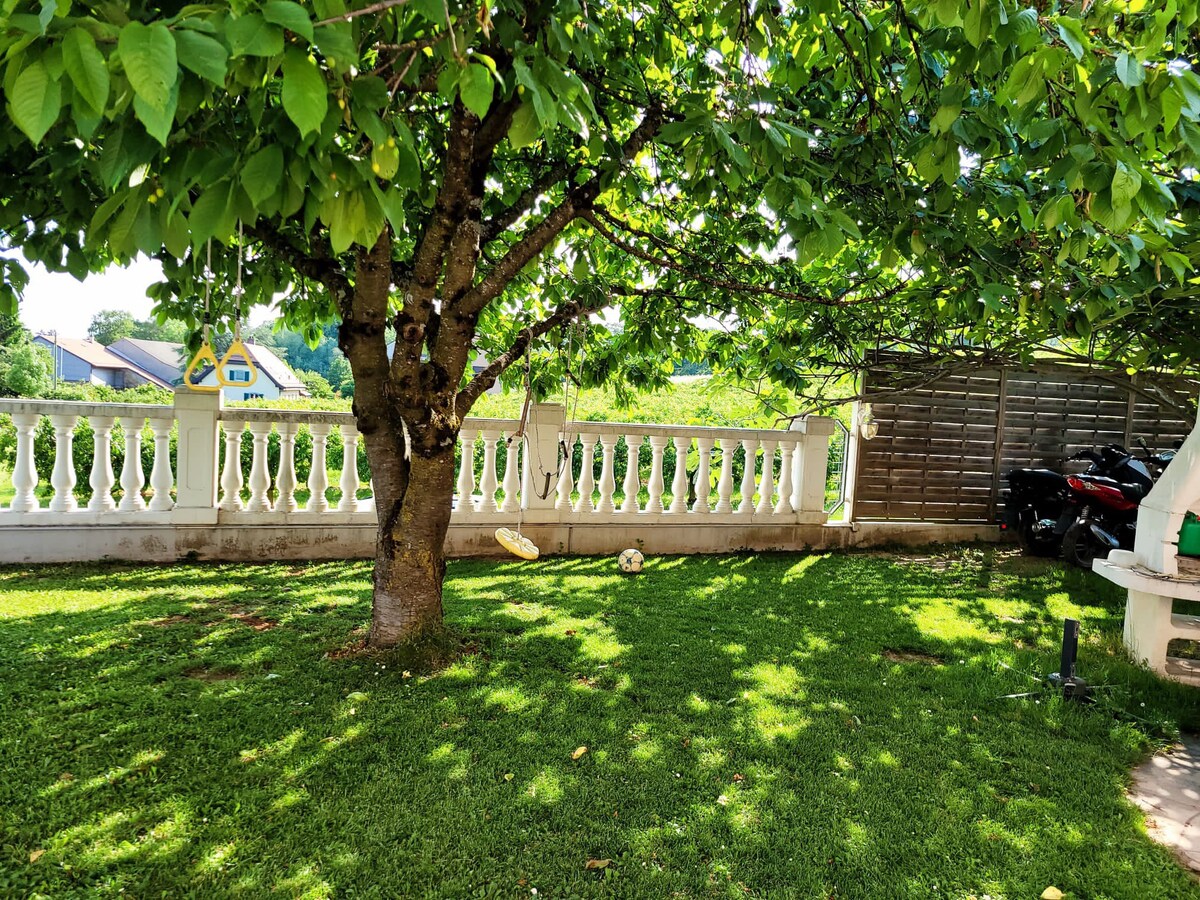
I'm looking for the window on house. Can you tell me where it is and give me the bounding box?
[243,392,264,400]
[228,370,250,382]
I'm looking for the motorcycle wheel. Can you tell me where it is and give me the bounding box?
[1062,520,1107,570]
[1015,521,1061,557]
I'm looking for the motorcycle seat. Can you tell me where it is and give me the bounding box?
[1074,474,1149,502]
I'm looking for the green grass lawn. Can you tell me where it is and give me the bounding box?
[2,549,1198,899]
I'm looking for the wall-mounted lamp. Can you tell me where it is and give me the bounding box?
[859,403,879,441]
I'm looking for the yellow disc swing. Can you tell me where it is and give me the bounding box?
[495,331,540,560]
[493,319,586,561]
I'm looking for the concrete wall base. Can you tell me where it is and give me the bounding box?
[0,522,1006,565]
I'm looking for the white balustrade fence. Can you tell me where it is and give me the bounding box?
[0,393,836,560]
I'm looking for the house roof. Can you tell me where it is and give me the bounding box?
[107,338,188,385]
[34,335,173,387]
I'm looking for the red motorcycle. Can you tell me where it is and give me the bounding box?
[1060,442,1174,569]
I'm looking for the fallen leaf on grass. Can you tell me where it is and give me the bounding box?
[29,849,44,863]
[1041,889,1064,900]
[732,773,744,782]
[716,794,730,806]
[504,773,514,781]
[572,746,588,760]
[585,858,611,870]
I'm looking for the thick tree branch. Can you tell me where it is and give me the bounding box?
[455,296,601,416]
[457,104,665,318]
[582,209,897,307]
[480,159,577,244]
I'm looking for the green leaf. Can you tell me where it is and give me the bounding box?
[9,60,61,145]
[508,101,540,148]
[458,63,494,119]
[118,21,177,111]
[62,27,110,112]
[262,0,314,42]
[227,14,284,58]
[313,24,356,68]
[242,144,285,205]
[1056,17,1086,61]
[175,29,228,85]
[1111,161,1142,205]
[963,0,990,47]
[1115,52,1145,88]
[133,82,178,145]
[1162,85,1183,133]
[37,0,56,34]
[281,48,327,137]
[189,184,232,246]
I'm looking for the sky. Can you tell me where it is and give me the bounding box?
[17,255,275,339]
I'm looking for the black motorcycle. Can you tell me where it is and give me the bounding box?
[1004,441,1173,563]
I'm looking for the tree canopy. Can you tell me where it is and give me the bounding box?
[1,0,1198,642]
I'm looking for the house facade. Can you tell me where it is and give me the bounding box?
[33,335,172,389]
[192,340,309,401]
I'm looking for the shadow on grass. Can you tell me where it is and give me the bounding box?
[1,549,1199,898]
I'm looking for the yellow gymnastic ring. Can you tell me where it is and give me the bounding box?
[495,527,539,560]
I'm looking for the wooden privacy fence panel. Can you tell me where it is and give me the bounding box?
[855,364,1196,523]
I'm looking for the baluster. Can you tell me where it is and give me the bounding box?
[87,416,117,512]
[646,436,668,514]
[218,421,245,511]
[9,413,40,512]
[737,438,757,515]
[620,434,641,513]
[306,423,331,513]
[118,416,147,512]
[714,438,736,514]
[456,431,477,516]
[576,433,597,513]
[246,422,273,513]
[555,432,575,511]
[596,434,618,513]
[755,439,777,516]
[479,430,500,512]
[501,434,521,513]
[338,423,360,512]
[774,441,795,515]
[694,437,713,514]
[146,418,175,511]
[48,414,79,513]
[668,436,690,514]
[791,439,804,511]
[276,422,299,513]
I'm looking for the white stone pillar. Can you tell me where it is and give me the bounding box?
[87,416,117,512]
[576,433,598,514]
[645,436,668,514]
[218,422,245,512]
[500,435,521,513]
[714,438,736,514]
[620,434,641,513]
[456,431,477,516]
[693,437,713,514]
[276,422,299,513]
[737,438,757,515]
[246,422,273,513]
[338,422,360,512]
[479,430,500,512]
[306,423,331,513]
[774,441,795,516]
[118,416,147,512]
[147,417,176,511]
[755,439,777,516]
[9,413,40,512]
[555,433,575,512]
[49,414,79,513]
[668,436,690,514]
[522,402,563,511]
[173,388,222,510]
[795,417,835,516]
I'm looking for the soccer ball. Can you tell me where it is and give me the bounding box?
[618,548,645,574]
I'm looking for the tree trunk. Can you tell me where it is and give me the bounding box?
[367,444,457,647]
